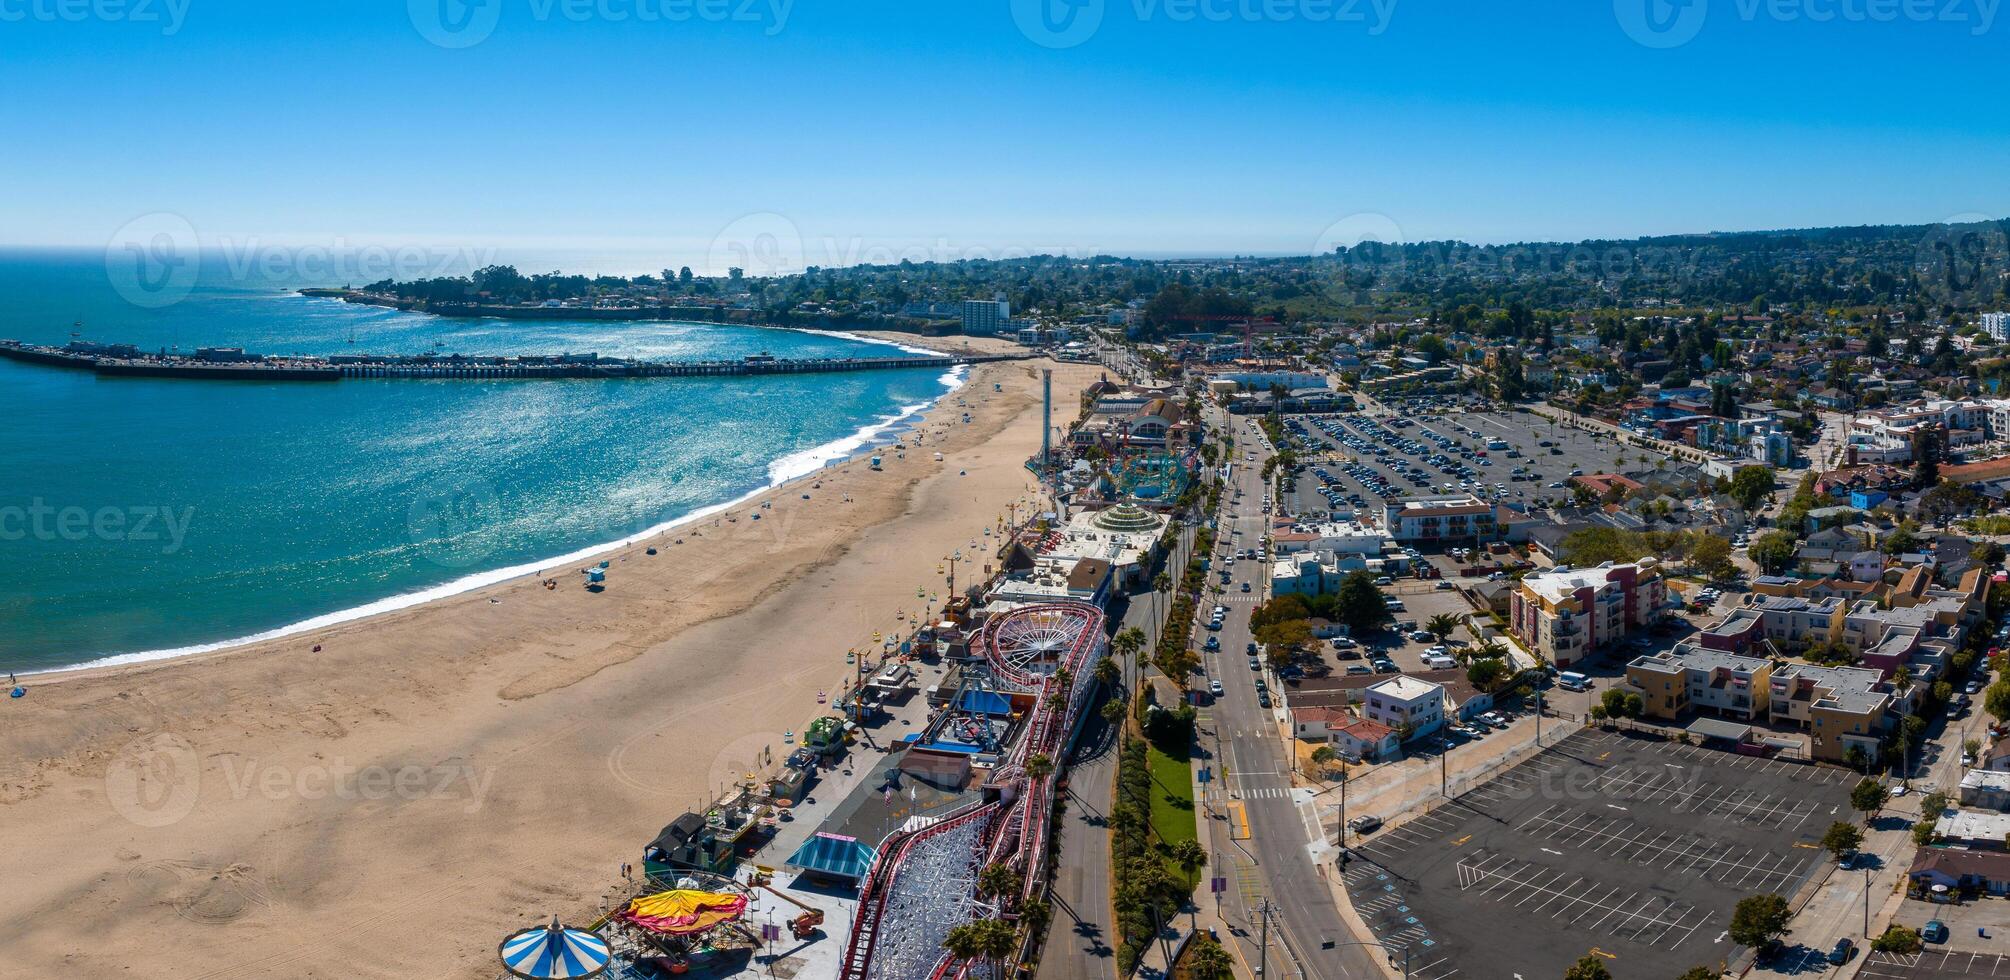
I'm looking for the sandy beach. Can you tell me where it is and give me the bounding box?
[0,352,1103,978]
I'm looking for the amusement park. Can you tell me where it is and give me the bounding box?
[484,591,1108,980]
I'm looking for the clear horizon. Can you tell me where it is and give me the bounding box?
[5,1,2005,275]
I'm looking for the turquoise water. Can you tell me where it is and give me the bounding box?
[0,249,956,672]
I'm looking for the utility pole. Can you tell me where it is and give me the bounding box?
[1257,899,1271,979]
[1863,865,1872,939]
[1441,726,1450,798]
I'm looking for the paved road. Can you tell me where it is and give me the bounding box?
[1039,507,1197,978]
[1197,405,1381,980]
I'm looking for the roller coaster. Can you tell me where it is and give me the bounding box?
[837,601,1107,980]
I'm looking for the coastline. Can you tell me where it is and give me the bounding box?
[22,329,1020,679]
[0,355,1101,978]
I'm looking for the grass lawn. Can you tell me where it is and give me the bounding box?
[1145,742,1200,888]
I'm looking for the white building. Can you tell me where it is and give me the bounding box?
[961,295,1012,335]
[1380,495,1497,544]
[1983,312,2010,342]
[1270,550,1370,596]
[1362,676,1446,740]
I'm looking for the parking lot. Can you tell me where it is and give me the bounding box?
[1861,949,2010,979]
[1280,407,1661,521]
[1341,727,1854,979]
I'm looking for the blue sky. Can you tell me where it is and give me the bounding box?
[2,0,2005,273]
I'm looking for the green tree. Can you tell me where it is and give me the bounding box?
[1185,932,1236,980]
[1332,571,1394,634]
[1727,893,1793,948]
[1820,821,1864,859]
[1467,657,1509,692]
[1986,680,2010,723]
[1872,925,1923,954]
[1748,531,1799,574]
[1025,753,1055,780]
[1849,778,1889,816]
[1689,534,1736,582]
[1675,968,1719,980]
[1728,465,1777,511]
[1167,838,1209,881]
[977,862,1023,900]
[1426,613,1460,641]
[1600,687,1635,719]
[1913,791,1950,846]
[1563,954,1614,980]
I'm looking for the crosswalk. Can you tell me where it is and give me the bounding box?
[1239,786,1292,800]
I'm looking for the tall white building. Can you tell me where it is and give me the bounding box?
[1984,312,2010,342]
[961,295,1012,335]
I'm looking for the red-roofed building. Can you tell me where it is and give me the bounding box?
[1330,719,1400,762]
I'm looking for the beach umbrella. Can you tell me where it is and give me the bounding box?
[498,918,611,979]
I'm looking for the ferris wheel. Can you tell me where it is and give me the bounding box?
[984,604,1097,682]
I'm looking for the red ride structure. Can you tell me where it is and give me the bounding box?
[838,601,1106,980]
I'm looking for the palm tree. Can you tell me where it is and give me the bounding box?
[972,918,1019,969]
[1425,613,1459,642]
[977,862,1022,901]
[1093,656,1120,689]
[1025,753,1055,780]
[942,922,984,962]
[1167,838,1209,882]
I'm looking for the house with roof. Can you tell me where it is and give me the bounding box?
[1960,769,2010,811]
[1510,559,1669,668]
[1330,718,1401,761]
[1362,675,1447,740]
[1908,849,2010,900]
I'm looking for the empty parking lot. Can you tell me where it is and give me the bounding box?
[1341,727,1854,979]
[1861,949,2010,979]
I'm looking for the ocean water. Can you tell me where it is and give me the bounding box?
[0,249,959,672]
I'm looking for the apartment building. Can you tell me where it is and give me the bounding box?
[1509,558,1668,668]
[1625,644,1773,722]
[1362,675,1446,741]
[1767,662,1891,764]
[1380,495,1498,543]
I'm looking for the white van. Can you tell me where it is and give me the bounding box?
[1425,655,1458,670]
[1557,671,1589,692]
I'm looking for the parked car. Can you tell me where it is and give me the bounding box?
[1203,637,1220,652]
[1827,939,1855,965]
[1257,692,1272,709]
[1347,815,1383,834]
[1209,680,1225,697]
[1923,920,1948,944]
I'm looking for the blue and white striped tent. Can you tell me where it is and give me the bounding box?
[499,919,611,979]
